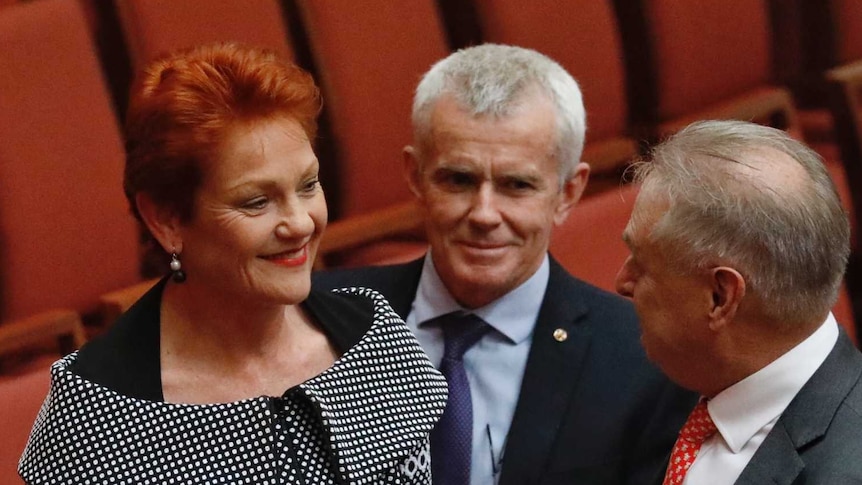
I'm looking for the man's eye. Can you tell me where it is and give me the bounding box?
[505,179,535,191]
[441,172,474,187]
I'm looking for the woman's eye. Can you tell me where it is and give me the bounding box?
[242,197,268,210]
[301,179,320,193]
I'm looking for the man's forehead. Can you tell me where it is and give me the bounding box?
[627,188,669,240]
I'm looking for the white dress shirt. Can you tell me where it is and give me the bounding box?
[684,313,839,484]
[405,253,549,485]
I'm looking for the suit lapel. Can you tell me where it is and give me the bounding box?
[733,423,803,485]
[735,332,862,484]
[500,259,593,484]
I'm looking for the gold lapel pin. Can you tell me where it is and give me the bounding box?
[553,328,568,342]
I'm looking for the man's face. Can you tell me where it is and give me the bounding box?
[406,93,587,308]
[615,190,713,390]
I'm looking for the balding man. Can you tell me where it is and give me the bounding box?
[616,120,862,484]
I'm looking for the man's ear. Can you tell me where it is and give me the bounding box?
[553,162,590,226]
[403,145,424,201]
[708,266,746,330]
[135,192,183,254]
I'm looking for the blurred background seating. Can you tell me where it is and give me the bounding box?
[2,2,859,480]
[1,0,859,376]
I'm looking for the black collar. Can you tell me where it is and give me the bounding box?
[72,278,374,401]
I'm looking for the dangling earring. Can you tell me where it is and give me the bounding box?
[169,252,186,283]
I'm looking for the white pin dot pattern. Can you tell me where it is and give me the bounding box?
[19,287,448,485]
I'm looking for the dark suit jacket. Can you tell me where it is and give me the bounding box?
[314,256,698,484]
[732,331,862,484]
[642,331,862,485]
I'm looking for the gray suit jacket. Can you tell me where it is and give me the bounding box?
[314,256,698,484]
[733,331,862,484]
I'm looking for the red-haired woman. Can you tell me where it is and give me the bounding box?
[19,43,445,484]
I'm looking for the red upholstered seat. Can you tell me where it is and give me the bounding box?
[550,183,639,293]
[297,0,450,218]
[115,0,293,69]
[0,367,51,483]
[833,0,862,64]
[0,0,139,321]
[644,0,772,122]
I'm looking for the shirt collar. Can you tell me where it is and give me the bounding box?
[411,252,549,344]
[707,313,839,453]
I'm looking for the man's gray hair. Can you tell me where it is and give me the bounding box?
[632,119,850,325]
[412,43,586,182]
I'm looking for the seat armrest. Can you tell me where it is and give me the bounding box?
[98,278,160,326]
[0,310,85,357]
[316,200,425,269]
[656,86,801,139]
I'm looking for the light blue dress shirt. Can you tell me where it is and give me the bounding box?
[405,253,549,485]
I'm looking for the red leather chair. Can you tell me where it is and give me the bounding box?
[0,309,86,484]
[550,183,639,293]
[114,0,294,69]
[0,367,52,483]
[296,0,450,218]
[0,0,139,322]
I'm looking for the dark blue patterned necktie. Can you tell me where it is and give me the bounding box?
[431,312,491,485]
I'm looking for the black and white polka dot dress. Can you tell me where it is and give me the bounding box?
[19,287,447,484]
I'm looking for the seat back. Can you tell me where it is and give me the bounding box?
[0,368,51,483]
[833,0,862,64]
[115,0,294,69]
[296,0,450,217]
[642,0,772,122]
[550,183,638,292]
[0,0,139,321]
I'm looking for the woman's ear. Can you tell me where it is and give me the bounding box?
[135,192,183,254]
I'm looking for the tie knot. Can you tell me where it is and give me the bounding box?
[679,399,717,445]
[437,312,490,361]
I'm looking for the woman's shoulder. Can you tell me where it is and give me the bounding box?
[71,278,165,401]
[304,286,393,353]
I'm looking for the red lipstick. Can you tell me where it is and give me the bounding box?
[265,245,308,267]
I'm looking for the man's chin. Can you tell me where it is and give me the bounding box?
[456,249,507,267]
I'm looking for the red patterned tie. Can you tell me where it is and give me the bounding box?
[662,399,717,485]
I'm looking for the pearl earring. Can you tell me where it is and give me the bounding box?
[170,252,186,283]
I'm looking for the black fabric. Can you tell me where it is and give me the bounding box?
[72,278,374,402]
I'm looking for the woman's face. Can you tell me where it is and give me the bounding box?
[176,116,327,305]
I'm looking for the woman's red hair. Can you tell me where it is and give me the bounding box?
[124,42,321,223]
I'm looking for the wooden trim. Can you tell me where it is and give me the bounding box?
[315,200,425,269]
[0,310,85,356]
[655,86,801,138]
[98,278,160,326]
[582,136,640,175]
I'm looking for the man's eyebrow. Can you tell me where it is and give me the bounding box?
[498,172,543,184]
